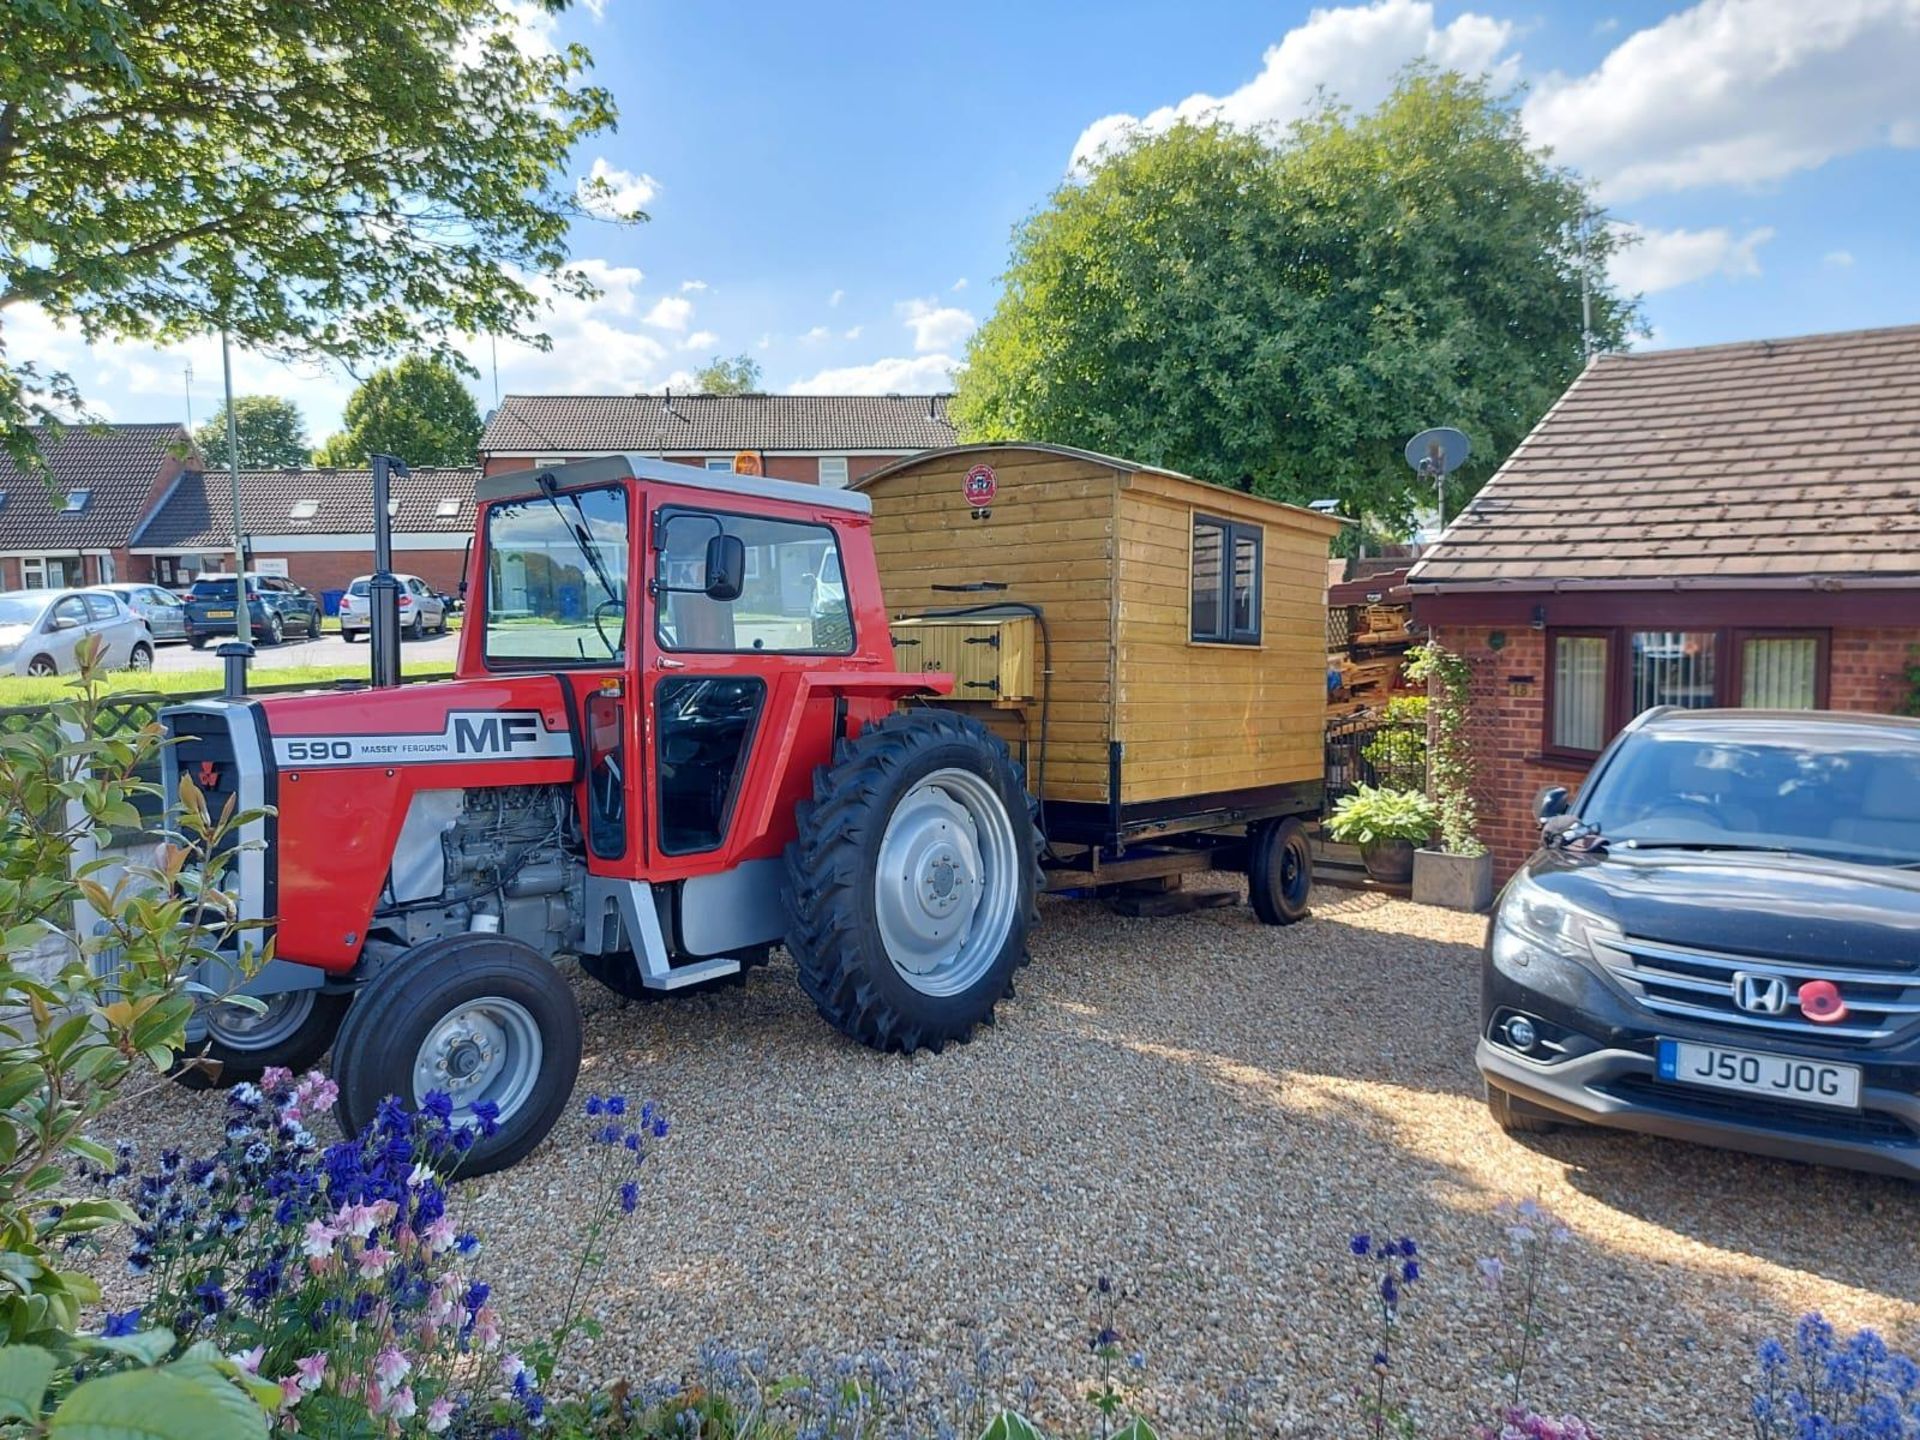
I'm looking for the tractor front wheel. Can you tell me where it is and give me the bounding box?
[174,989,350,1091]
[784,710,1040,1053]
[332,934,581,1176]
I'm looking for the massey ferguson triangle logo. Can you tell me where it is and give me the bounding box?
[195,760,220,789]
[1731,971,1791,1016]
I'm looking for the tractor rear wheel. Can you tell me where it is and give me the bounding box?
[1248,816,1313,925]
[331,934,581,1176]
[173,989,350,1091]
[784,710,1040,1053]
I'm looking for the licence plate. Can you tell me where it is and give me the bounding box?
[206,608,233,619]
[1657,1039,1861,1109]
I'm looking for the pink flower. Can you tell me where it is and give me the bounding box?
[261,1066,293,1090]
[425,1279,458,1325]
[302,1219,338,1260]
[383,1385,417,1421]
[230,1345,264,1376]
[472,1304,502,1350]
[424,1215,457,1254]
[278,1375,304,1412]
[375,1347,411,1390]
[425,1395,456,1434]
[501,1353,525,1382]
[1478,1255,1505,1291]
[295,1353,328,1391]
[357,1242,395,1279]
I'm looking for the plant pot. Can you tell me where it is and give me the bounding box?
[1358,837,1417,884]
[1413,847,1494,912]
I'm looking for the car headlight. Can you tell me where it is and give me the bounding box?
[1491,871,1620,968]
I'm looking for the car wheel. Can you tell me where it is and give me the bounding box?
[26,655,57,677]
[1486,1081,1561,1134]
[406,611,425,640]
[267,613,284,645]
[342,629,362,643]
[188,635,206,650]
[128,643,153,672]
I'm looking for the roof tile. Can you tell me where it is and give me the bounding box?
[132,466,479,550]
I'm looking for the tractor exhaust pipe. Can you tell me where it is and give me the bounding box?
[368,453,409,689]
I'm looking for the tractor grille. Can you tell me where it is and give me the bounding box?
[1595,935,1920,1044]
[161,703,276,923]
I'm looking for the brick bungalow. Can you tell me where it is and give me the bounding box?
[0,423,195,589]
[479,391,955,486]
[130,464,479,596]
[1407,323,1920,880]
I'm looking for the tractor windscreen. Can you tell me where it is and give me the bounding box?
[483,483,630,664]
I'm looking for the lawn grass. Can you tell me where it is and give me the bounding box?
[0,661,456,709]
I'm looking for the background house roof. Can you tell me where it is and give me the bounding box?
[132,466,479,549]
[1407,323,1920,591]
[0,423,189,551]
[479,392,956,455]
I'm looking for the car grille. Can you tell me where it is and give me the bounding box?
[1595,935,1920,1043]
[1602,1075,1919,1146]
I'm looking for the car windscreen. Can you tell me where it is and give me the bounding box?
[1581,729,1920,866]
[191,579,239,599]
[0,596,44,625]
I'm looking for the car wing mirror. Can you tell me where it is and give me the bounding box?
[1533,785,1569,823]
[46,615,76,632]
[703,534,746,602]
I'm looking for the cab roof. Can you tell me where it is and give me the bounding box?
[473,454,872,515]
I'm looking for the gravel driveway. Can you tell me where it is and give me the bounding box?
[102,881,1920,1435]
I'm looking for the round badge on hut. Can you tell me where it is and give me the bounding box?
[963,463,996,517]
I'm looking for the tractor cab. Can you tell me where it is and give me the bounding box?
[168,455,1041,1174]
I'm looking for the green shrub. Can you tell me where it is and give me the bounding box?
[1405,642,1483,856]
[1325,785,1439,847]
[1360,696,1429,790]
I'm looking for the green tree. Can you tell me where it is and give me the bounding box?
[693,353,762,394]
[194,394,310,469]
[0,0,636,471]
[953,70,1638,529]
[314,355,482,467]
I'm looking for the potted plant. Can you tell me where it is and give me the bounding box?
[1404,640,1493,911]
[1325,783,1439,883]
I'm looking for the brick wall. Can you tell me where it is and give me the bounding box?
[245,548,467,595]
[1429,622,1920,881]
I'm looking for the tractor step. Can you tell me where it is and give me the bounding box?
[648,956,741,990]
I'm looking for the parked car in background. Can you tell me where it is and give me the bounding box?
[0,588,153,675]
[1480,707,1920,1180]
[92,583,190,644]
[337,574,449,642]
[184,573,322,648]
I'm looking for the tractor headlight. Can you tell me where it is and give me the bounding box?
[1491,871,1620,970]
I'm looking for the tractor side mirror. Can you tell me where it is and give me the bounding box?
[703,535,745,602]
[1533,785,1569,823]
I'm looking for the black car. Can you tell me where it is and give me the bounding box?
[183,573,322,648]
[1479,707,1920,1180]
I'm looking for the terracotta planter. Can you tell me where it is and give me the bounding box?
[1358,837,1417,884]
[1413,848,1494,912]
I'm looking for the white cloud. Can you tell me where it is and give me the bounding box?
[951,277,968,292]
[469,257,672,398]
[1523,0,1920,201]
[577,157,657,219]
[1069,0,1518,171]
[459,2,558,68]
[1608,223,1775,294]
[681,330,719,350]
[828,289,846,308]
[789,355,960,395]
[1825,249,1857,267]
[642,295,694,332]
[679,279,707,292]
[1592,16,1619,33]
[896,298,976,354]
[802,326,833,343]
[843,325,864,340]
[757,334,773,350]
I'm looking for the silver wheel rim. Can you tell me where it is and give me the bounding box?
[28,659,53,676]
[411,996,542,1127]
[874,766,1020,996]
[207,989,317,1052]
[130,647,151,671]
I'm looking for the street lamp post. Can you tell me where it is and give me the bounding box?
[217,329,255,698]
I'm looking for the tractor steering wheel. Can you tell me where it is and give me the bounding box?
[592,599,626,659]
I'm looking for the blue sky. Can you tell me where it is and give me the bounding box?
[27,0,1920,442]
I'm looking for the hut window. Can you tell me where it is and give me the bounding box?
[1190,515,1261,645]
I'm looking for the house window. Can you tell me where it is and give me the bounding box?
[20,555,77,589]
[61,489,90,513]
[1190,515,1261,644]
[435,498,463,518]
[97,554,115,584]
[1545,626,1827,756]
[289,499,320,521]
[534,456,565,469]
[704,457,734,472]
[818,456,850,489]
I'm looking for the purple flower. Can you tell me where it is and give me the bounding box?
[1350,1234,1371,1257]
[620,1181,639,1214]
[584,1095,604,1117]
[605,1096,627,1117]
[102,1308,141,1338]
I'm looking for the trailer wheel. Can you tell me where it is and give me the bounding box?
[785,710,1040,1053]
[578,945,772,1001]
[331,934,580,1177]
[1248,816,1313,925]
[173,990,351,1091]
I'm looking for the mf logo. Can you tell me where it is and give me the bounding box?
[1730,970,1791,1016]
[453,714,543,754]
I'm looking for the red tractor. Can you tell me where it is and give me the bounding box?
[166,456,1041,1173]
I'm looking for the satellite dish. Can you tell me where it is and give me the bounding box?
[1404,427,1471,478]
